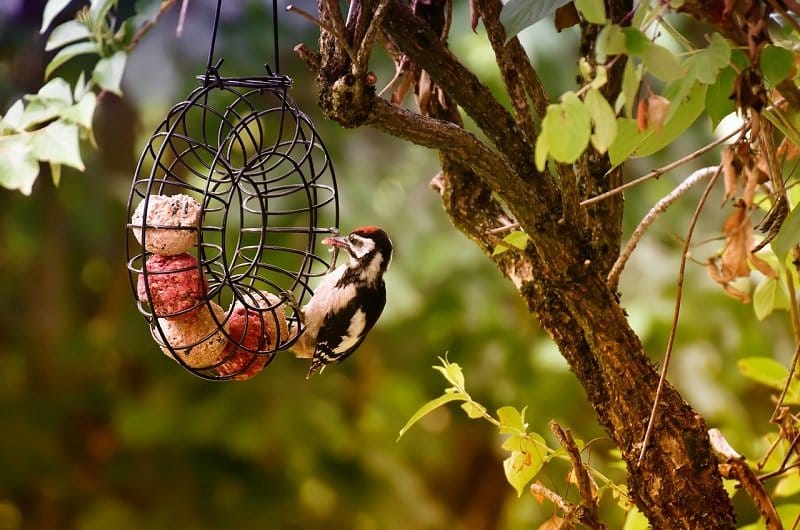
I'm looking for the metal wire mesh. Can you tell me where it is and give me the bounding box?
[126,72,339,380]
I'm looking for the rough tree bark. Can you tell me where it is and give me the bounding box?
[296,0,744,527]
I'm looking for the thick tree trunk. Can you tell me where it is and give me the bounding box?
[298,0,738,526]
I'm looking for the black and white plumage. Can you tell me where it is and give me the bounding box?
[295,226,393,377]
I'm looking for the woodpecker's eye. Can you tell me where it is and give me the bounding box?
[349,235,362,246]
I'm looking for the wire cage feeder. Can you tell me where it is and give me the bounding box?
[126,1,339,380]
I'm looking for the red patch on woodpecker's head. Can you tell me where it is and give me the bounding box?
[351,226,383,236]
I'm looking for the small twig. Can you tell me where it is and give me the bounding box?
[550,421,606,530]
[581,126,744,207]
[286,4,356,59]
[127,0,179,51]
[177,0,189,36]
[530,483,573,514]
[759,460,800,483]
[638,165,722,464]
[353,0,391,77]
[710,428,783,530]
[487,222,520,235]
[789,262,800,346]
[771,341,800,424]
[609,166,718,289]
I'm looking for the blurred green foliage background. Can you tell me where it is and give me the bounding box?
[0,1,794,529]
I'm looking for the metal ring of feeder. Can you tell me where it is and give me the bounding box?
[126,71,339,380]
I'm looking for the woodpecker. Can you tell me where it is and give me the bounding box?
[294,226,393,377]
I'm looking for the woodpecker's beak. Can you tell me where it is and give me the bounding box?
[322,235,350,251]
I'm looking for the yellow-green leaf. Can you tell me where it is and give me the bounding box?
[461,402,486,419]
[541,92,591,165]
[0,135,40,195]
[775,473,800,497]
[642,42,687,81]
[761,44,794,89]
[575,0,606,24]
[498,406,527,435]
[397,393,466,441]
[585,88,618,154]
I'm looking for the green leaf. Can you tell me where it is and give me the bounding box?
[772,204,800,259]
[585,88,618,154]
[620,59,641,117]
[706,67,736,129]
[775,473,800,497]
[609,82,706,167]
[432,356,466,389]
[642,42,687,81]
[93,51,127,95]
[622,27,649,56]
[45,20,92,51]
[498,406,527,435]
[30,120,84,170]
[50,162,62,187]
[89,0,117,23]
[534,132,550,172]
[503,437,545,497]
[461,402,486,419]
[40,0,74,33]
[622,507,650,530]
[0,135,40,195]
[753,276,789,320]
[503,231,529,250]
[397,393,466,441]
[596,24,625,61]
[499,0,572,42]
[1,99,25,131]
[61,91,97,129]
[575,0,606,24]
[738,357,788,390]
[540,92,591,165]
[761,44,794,89]
[45,41,99,80]
[686,33,731,85]
[37,77,74,104]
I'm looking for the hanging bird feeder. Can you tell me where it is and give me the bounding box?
[125,0,339,380]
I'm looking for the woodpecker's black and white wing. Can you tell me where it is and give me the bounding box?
[307,282,386,376]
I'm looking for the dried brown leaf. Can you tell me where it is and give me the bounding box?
[416,70,433,112]
[777,137,800,160]
[636,98,648,132]
[722,147,738,202]
[647,95,670,134]
[554,3,579,32]
[721,205,752,278]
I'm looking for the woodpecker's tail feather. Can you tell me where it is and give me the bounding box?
[306,359,326,379]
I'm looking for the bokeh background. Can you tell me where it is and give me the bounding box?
[0,1,793,528]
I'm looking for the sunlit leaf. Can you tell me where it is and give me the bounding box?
[760,44,794,89]
[93,51,128,95]
[622,506,649,530]
[503,437,545,497]
[738,357,788,390]
[585,88,618,153]
[772,204,800,259]
[60,91,97,129]
[534,132,550,172]
[503,231,530,250]
[1,99,25,131]
[0,135,40,195]
[753,277,789,320]
[45,20,91,51]
[50,162,62,187]
[686,33,731,85]
[609,82,706,167]
[622,27,649,55]
[461,402,486,419]
[596,24,625,61]
[432,356,466,389]
[498,406,527,435]
[30,120,84,170]
[541,92,591,164]
[89,0,116,23]
[774,473,800,497]
[575,0,606,24]
[397,393,466,441]
[40,0,74,33]
[499,0,572,42]
[620,59,641,117]
[45,41,99,80]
